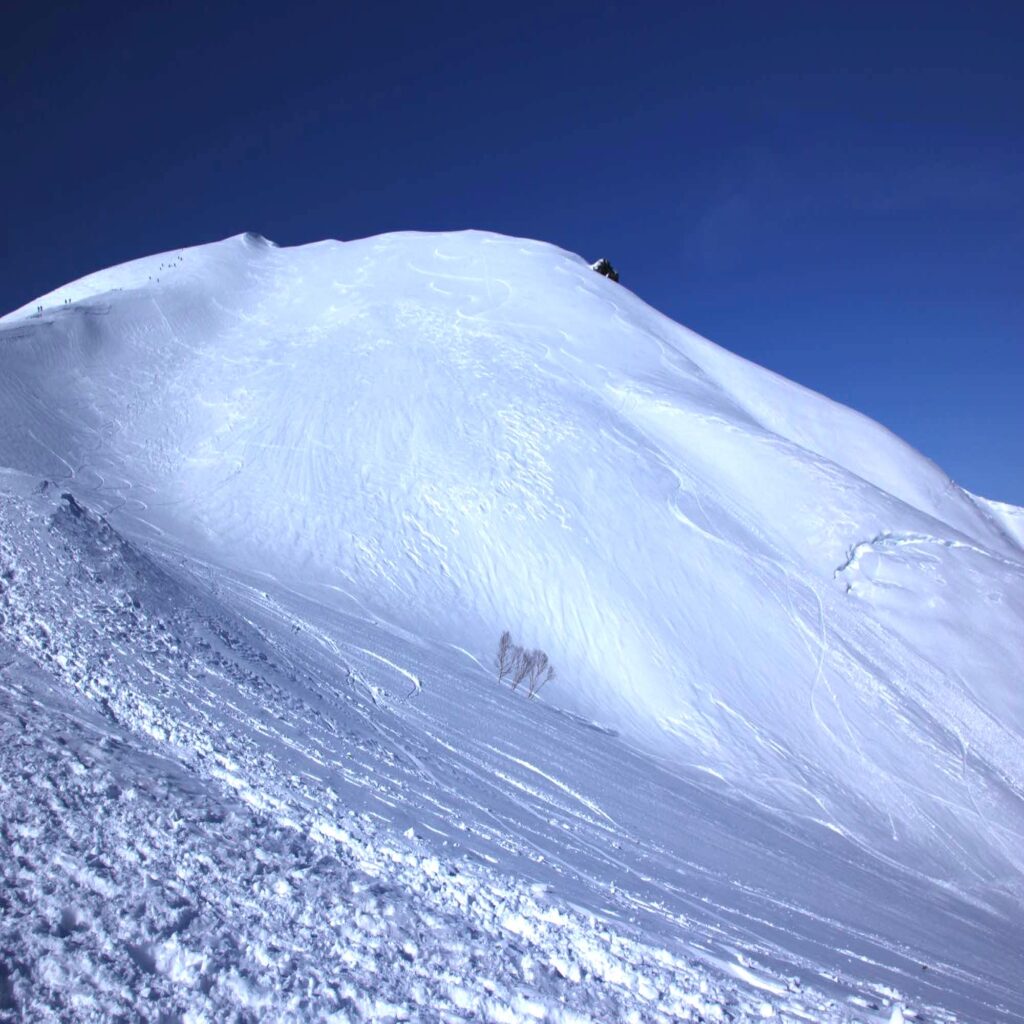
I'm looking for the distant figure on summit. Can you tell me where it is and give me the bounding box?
[589,258,620,283]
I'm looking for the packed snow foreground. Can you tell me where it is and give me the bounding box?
[1,231,1022,1023]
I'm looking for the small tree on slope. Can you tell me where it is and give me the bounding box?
[511,647,534,692]
[495,630,515,687]
[527,655,555,698]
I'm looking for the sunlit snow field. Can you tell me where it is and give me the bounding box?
[1,231,1022,1022]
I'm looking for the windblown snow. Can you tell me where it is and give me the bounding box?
[1,230,1022,1023]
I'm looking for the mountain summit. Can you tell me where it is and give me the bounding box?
[2,231,1023,1021]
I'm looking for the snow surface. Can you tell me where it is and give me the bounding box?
[1,230,1022,1022]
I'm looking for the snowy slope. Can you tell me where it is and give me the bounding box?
[2,476,1019,1023]
[2,231,1023,1021]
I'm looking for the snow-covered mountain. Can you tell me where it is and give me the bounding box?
[2,231,1022,1022]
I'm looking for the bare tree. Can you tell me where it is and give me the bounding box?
[525,650,547,693]
[511,646,534,692]
[495,630,515,686]
[528,662,555,699]
[524,651,555,697]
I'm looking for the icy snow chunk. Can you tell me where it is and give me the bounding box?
[501,912,540,943]
[154,934,207,986]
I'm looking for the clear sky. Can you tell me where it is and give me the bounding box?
[4,1,1022,503]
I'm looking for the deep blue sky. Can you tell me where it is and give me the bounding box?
[4,1,1022,503]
